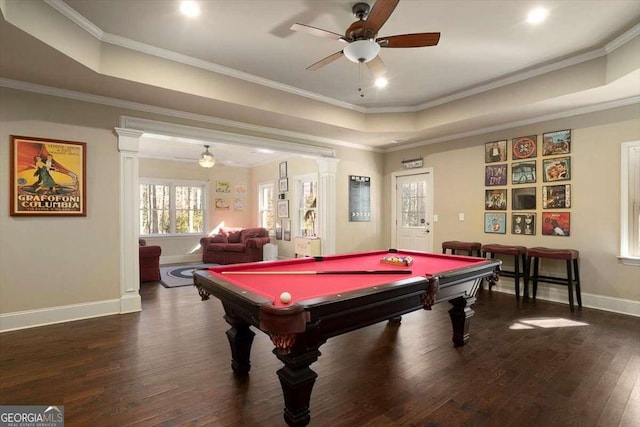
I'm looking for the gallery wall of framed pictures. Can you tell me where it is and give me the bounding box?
[483,129,572,236]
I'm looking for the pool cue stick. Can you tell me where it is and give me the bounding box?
[221,270,412,275]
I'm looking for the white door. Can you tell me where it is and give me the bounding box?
[393,170,434,252]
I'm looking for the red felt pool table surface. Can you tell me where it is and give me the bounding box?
[206,250,486,307]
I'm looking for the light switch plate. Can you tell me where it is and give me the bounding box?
[458,213,465,221]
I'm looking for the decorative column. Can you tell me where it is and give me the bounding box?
[115,128,144,313]
[316,158,339,255]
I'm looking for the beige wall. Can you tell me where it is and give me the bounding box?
[1,86,638,330]
[383,104,640,303]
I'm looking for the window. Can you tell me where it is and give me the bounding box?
[620,141,640,264]
[139,179,207,236]
[297,175,318,237]
[258,182,275,234]
[400,181,426,227]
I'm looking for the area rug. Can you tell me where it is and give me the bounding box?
[159,263,218,288]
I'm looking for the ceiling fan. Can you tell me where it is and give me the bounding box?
[290,0,440,77]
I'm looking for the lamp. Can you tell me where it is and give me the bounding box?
[343,40,380,63]
[198,145,216,168]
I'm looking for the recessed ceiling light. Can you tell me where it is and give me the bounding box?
[180,1,200,18]
[527,7,549,24]
[374,77,388,88]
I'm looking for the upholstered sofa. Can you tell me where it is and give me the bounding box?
[200,227,270,264]
[139,239,162,282]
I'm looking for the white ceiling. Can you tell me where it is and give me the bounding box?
[1,0,639,166]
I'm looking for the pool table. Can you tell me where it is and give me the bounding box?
[193,249,500,426]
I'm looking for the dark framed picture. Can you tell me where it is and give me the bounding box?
[484,212,506,234]
[485,189,507,210]
[277,200,289,218]
[279,177,288,192]
[511,160,536,184]
[542,156,571,182]
[543,184,571,209]
[542,212,570,236]
[10,135,87,216]
[512,135,537,159]
[275,219,283,240]
[512,213,536,235]
[485,164,507,186]
[512,187,536,210]
[543,129,571,156]
[485,140,507,163]
[279,161,287,178]
[283,219,291,241]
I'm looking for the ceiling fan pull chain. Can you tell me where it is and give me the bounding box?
[358,62,365,98]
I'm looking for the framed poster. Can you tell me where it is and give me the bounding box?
[349,175,371,222]
[215,198,230,210]
[543,129,571,156]
[511,160,536,184]
[485,140,507,163]
[512,187,536,210]
[543,157,571,182]
[485,164,507,186]
[279,161,287,178]
[512,213,536,235]
[10,135,87,216]
[279,178,288,192]
[484,212,506,234]
[543,184,571,209]
[277,200,289,218]
[215,181,231,193]
[512,135,537,159]
[542,212,571,236]
[485,189,507,210]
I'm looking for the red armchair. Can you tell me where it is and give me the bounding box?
[139,239,162,282]
[200,227,270,264]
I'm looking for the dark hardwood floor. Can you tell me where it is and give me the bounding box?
[1,282,638,426]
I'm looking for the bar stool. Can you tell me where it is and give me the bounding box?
[526,247,582,312]
[442,241,482,257]
[481,244,527,299]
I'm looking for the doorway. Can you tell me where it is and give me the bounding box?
[391,168,434,252]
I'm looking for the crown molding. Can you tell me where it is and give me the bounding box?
[384,96,640,152]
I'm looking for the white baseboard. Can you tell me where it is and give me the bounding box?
[0,297,140,333]
[160,254,202,265]
[485,278,640,317]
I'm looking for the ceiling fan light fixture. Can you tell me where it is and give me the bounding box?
[343,40,380,63]
[198,145,216,168]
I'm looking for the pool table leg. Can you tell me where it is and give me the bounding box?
[448,296,476,347]
[223,311,255,376]
[274,338,323,427]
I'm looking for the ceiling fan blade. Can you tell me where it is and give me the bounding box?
[290,23,348,42]
[366,56,387,77]
[306,51,344,71]
[362,0,400,37]
[377,32,441,48]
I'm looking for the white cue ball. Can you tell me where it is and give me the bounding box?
[280,292,292,304]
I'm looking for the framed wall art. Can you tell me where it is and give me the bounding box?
[512,187,536,210]
[484,212,506,234]
[485,164,507,186]
[542,184,571,209]
[279,161,287,178]
[485,189,507,210]
[542,212,570,236]
[543,129,571,156]
[275,220,283,240]
[349,175,371,222]
[511,160,536,184]
[512,213,536,235]
[485,140,507,163]
[277,200,289,218]
[279,177,288,192]
[283,219,291,241]
[512,135,537,159]
[215,181,231,193]
[10,135,87,216]
[542,156,571,182]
